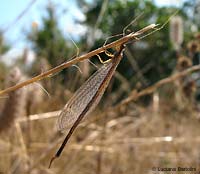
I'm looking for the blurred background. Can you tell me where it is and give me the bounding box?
[0,0,200,173]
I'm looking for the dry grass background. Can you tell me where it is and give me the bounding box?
[0,22,200,174]
[1,63,200,174]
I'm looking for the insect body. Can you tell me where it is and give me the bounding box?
[49,45,125,168]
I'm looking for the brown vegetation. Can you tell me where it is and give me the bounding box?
[1,22,200,174]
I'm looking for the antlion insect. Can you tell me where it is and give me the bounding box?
[49,44,126,168]
[48,23,162,168]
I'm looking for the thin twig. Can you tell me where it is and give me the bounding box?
[118,64,200,107]
[103,136,200,145]
[16,110,60,122]
[0,24,157,96]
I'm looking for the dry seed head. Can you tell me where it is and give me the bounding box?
[170,16,183,50]
[0,67,27,133]
[187,40,199,54]
[176,56,192,71]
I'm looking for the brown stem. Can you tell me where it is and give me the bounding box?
[0,24,157,96]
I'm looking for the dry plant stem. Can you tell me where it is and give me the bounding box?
[15,123,28,158]
[48,45,125,168]
[119,64,200,106]
[17,110,60,122]
[0,24,157,96]
[96,114,107,174]
[14,122,30,171]
[103,136,200,145]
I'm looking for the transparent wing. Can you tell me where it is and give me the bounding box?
[57,62,113,132]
